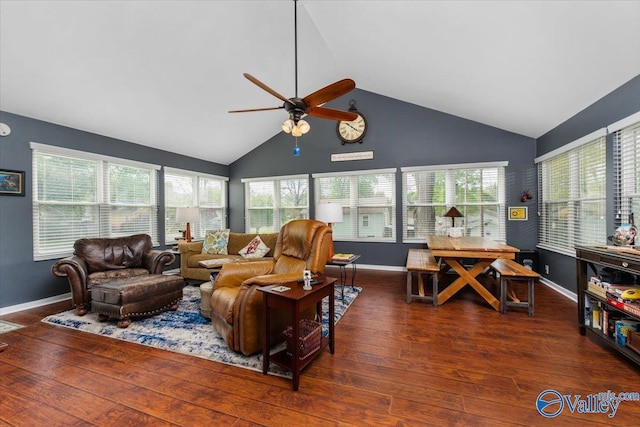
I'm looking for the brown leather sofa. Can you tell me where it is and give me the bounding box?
[178,232,279,282]
[210,220,332,355]
[51,234,176,316]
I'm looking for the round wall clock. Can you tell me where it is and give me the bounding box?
[336,100,367,144]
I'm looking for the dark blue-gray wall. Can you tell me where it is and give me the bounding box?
[229,89,538,267]
[536,74,640,293]
[0,111,228,309]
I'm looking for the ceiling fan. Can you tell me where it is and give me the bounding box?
[229,0,358,138]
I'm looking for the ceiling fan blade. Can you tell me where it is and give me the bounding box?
[228,106,285,113]
[306,106,358,122]
[302,79,356,107]
[243,73,295,107]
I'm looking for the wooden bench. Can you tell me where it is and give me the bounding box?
[406,249,440,305]
[490,258,540,316]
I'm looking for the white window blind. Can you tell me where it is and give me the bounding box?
[613,117,640,227]
[402,163,507,243]
[242,175,309,233]
[537,136,606,255]
[313,169,396,242]
[164,167,228,243]
[31,143,159,260]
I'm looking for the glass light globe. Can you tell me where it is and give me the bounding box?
[282,119,294,133]
[291,125,303,137]
[298,119,310,134]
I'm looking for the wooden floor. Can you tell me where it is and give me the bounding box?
[1,268,639,426]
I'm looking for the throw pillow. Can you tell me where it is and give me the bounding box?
[238,235,270,258]
[201,229,230,255]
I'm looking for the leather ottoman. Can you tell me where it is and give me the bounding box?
[90,275,185,328]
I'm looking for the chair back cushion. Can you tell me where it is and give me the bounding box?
[74,234,152,273]
[273,220,331,274]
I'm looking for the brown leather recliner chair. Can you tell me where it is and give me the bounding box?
[210,219,332,356]
[51,234,176,315]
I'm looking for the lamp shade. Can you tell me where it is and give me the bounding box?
[316,202,343,224]
[444,206,464,219]
[176,207,200,223]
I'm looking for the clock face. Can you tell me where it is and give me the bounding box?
[337,114,367,144]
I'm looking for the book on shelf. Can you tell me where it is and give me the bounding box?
[331,253,356,262]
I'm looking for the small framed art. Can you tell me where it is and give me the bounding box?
[508,206,528,221]
[0,169,25,196]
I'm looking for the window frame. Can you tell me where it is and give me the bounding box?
[401,162,507,243]
[313,168,396,243]
[242,174,309,234]
[31,142,160,261]
[164,167,228,244]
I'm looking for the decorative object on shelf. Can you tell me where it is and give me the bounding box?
[316,202,343,260]
[444,206,464,227]
[176,207,200,242]
[612,224,637,246]
[520,189,533,202]
[228,0,357,156]
[337,99,367,144]
[0,169,25,196]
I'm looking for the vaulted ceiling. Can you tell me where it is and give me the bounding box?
[1,1,639,165]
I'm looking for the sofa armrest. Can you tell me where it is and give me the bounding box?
[143,250,176,274]
[213,260,274,290]
[51,256,89,310]
[177,241,204,254]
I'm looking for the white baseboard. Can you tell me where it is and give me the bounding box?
[539,277,577,302]
[0,292,71,316]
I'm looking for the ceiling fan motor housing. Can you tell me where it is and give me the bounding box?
[284,97,307,123]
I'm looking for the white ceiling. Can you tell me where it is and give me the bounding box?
[2,1,639,165]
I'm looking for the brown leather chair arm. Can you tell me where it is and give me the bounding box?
[51,256,89,309]
[242,273,302,287]
[213,260,274,290]
[142,250,176,274]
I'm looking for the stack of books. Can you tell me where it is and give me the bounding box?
[331,253,356,262]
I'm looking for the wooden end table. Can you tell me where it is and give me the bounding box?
[258,276,337,391]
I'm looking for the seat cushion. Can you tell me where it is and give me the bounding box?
[88,268,149,287]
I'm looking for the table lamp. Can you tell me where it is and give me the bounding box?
[176,207,200,242]
[316,202,343,260]
[444,206,464,227]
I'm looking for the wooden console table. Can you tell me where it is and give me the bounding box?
[258,276,337,391]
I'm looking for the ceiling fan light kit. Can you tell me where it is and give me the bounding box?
[229,0,357,156]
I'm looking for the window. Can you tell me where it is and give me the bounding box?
[402,162,507,243]
[612,113,640,227]
[536,129,607,256]
[313,169,396,242]
[164,168,228,243]
[31,143,159,260]
[242,175,309,233]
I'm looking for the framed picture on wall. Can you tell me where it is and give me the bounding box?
[508,206,527,221]
[0,169,25,196]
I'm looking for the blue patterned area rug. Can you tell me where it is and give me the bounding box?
[42,284,361,378]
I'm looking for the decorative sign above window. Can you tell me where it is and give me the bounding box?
[331,151,374,162]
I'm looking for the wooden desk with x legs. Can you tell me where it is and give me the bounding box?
[426,235,519,311]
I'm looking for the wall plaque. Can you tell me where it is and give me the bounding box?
[330,151,374,162]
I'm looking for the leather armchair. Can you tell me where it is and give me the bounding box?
[210,219,332,356]
[51,234,176,315]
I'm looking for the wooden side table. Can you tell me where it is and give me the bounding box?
[258,276,337,391]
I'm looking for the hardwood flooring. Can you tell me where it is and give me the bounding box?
[1,268,639,426]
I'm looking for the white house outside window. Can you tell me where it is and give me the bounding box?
[164,167,228,243]
[402,162,507,243]
[313,169,396,242]
[31,143,159,261]
[536,129,607,256]
[242,174,309,233]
